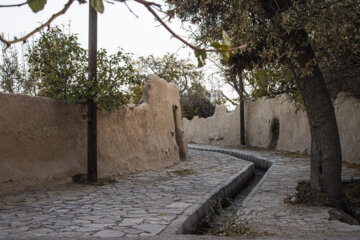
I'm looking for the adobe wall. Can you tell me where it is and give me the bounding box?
[0,75,187,195]
[183,93,360,163]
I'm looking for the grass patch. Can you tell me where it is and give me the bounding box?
[194,201,261,237]
[170,169,197,176]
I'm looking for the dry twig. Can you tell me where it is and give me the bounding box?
[0,0,75,48]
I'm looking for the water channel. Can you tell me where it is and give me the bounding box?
[193,169,266,235]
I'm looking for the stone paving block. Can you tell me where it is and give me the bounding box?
[119,218,144,226]
[92,229,125,237]
[133,224,166,234]
[166,202,192,209]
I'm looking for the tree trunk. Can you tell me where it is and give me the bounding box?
[238,72,245,145]
[256,0,343,208]
[288,30,342,206]
[88,3,98,183]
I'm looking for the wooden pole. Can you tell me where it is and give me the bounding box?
[88,2,98,182]
[239,72,245,145]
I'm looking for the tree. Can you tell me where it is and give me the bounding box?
[136,53,212,119]
[26,26,87,100]
[71,48,140,111]
[221,58,247,145]
[1,26,140,111]
[137,53,203,93]
[212,57,299,145]
[165,0,360,206]
[244,64,300,101]
[181,81,215,120]
[0,46,25,94]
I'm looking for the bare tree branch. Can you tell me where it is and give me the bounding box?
[207,56,226,70]
[230,77,241,96]
[1,0,247,56]
[124,1,139,18]
[227,81,235,89]
[0,0,75,48]
[221,92,238,106]
[0,1,30,8]
[130,0,247,53]
[103,0,114,4]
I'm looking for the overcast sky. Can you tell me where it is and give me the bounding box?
[0,0,193,57]
[0,0,237,106]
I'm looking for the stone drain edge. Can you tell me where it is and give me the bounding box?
[161,145,274,236]
[189,146,275,208]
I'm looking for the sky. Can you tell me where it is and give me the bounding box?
[0,0,237,107]
[0,0,193,57]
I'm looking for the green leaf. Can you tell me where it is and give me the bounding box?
[222,30,231,47]
[220,50,230,61]
[90,0,104,13]
[195,49,207,68]
[210,38,230,61]
[27,0,47,13]
[210,39,223,50]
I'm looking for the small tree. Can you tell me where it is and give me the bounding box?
[27,26,87,101]
[137,53,204,93]
[181,82,215,120]
[1,26,140,111]
[244,64,300,103]
[0,47,25,93]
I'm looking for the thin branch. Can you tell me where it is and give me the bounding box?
[133,0,200,49]
[124,1,139,18]
[221,92,238,106]
[207,56,226,70]
[0,0,75,48]
[230,78,241,96]
[104,0,114,4]
[131,0,247,53]
[0,1,30,8]
[227,81,236,89]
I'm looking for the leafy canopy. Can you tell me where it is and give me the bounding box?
[165,0,360,101]
[181,81,215,120]
[136,53,204,94]
[1,26,140,111]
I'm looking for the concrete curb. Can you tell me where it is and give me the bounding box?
[190,145,360,207]
[161,160,255,236]
[187,145,275,211]
[188,144,274,170]
[163,143,278,236]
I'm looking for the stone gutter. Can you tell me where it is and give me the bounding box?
[162,144,275,235]
[161,161,255,235]
[188,144,274,170]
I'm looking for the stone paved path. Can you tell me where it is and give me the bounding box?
[0,149,252,239]
[189,144,360,239]
[2,145,360,240]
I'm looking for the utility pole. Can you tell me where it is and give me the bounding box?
[239,72,245,145]
[88,2,98,182]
